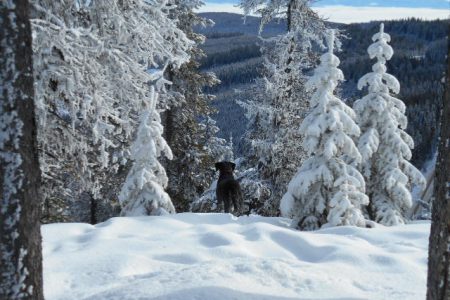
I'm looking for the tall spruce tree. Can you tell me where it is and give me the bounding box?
[238,0,325,215]
[163,0,229,212]
[280,30,368,230]
[0,0,44,298]
[119,88,176,216]
[353,24,426,225]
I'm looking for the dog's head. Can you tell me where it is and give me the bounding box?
[215,161,236,174]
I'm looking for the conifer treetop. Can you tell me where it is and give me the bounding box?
[359,23,400,95]
[302,29,361,162]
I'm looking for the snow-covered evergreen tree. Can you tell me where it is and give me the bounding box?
[354,23,426,225]
[238,0,325,215]
[119,88,175,216]
[162,0,231,212]
[31,0,192,222]
[280,30,368,230]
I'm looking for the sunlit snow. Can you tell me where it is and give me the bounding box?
[43,213,429,300]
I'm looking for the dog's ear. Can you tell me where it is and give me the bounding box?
[231,162,236,171]
[215,162,222,171]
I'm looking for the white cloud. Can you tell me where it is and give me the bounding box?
[314,5,450,23]
[198,3,450,24]
[197,3,244,14]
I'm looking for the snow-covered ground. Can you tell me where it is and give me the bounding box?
[42,213,430,300]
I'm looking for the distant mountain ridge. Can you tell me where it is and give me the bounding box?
[197,12,286,36]
[197,12,447,169]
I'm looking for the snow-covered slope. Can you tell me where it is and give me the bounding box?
[42,213,430,300]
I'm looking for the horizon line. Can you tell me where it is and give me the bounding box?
[197,4,450,24]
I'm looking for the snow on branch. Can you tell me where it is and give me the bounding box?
[353,23,426,226]
[32,0,192,216]
[281,30,368,230]
[119,87,175,216]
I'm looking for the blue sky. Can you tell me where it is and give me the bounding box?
[200,0,449,23]
[311,0,449,9]
[205,0,450,9]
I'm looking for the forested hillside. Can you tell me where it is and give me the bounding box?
[199,13,446,169]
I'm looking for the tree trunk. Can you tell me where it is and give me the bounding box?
[162,67,175,147]
[0,1,44,299]
[426,42,450,300]
[287,0,305,32]
[287,0,293,32]
[90,194,97,225]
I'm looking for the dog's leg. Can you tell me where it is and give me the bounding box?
[216,190,224,212]
[232,188,244,216]
[232,192,239,215]
[238,188,244,215]
[224,192,231,213]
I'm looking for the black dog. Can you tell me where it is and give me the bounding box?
[215,161,243,215]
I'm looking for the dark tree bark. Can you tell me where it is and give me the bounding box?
[426,40,450,300]
[0,1,44,299]
[287,0,300,32]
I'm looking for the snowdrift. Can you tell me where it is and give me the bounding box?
[42,213,429,299]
